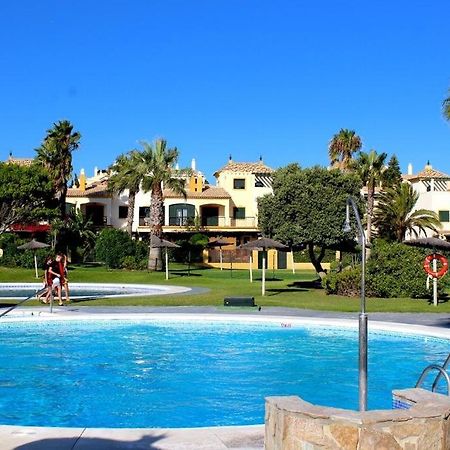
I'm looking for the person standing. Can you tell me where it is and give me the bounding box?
[57,253,70,303]
[49,256,63,306]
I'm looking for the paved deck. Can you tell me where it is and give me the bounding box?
[1,305,449,449]
[0,424,265,450]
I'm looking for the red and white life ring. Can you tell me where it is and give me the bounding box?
[423,253,449,279]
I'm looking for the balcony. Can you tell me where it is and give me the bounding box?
[138,216,257,229]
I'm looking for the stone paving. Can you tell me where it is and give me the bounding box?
[1,305,449,449]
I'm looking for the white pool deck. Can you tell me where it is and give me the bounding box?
[1,306,450,450]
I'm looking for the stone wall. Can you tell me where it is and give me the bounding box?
[265,389,450,449]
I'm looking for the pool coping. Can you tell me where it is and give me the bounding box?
[0,282,191,299]
[1,309,450,449]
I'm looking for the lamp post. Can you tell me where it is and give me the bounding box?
[343,196,368,412]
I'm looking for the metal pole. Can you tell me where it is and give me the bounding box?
[345,197,368,412]
[262,251,266,296]
[34,254,39,279]
[220,248,223,270]
[249,254,253,283]
[291,250,295,274]
[433,256,438,307]
[49,289,53,314]
[165,248,169,280]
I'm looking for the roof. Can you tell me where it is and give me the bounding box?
[6,157,34,167]
[67,181,111,198]
[163,186,231,199]
[214,161,273,176]
[404,163,450,181]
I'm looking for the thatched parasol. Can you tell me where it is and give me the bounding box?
[240,237,288,295]
[207,237,232,270]
[149,235,180,280]
[17,239,50,278]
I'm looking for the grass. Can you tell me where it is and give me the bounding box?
[0,264,449,313]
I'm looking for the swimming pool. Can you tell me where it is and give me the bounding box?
[0,316,447,428]
[0,283,190,299]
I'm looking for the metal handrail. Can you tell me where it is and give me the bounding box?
[432,354,450,392]
[415,365,450,395]
[0,287,48,318]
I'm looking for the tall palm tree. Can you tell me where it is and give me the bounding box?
[36,120,81,218]
[328,129,362,170]
[138,139,186,270]
[108,150,143,236]
[374,183,441,242]
[352,149,387,243]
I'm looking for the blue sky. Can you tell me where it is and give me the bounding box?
[1,0,449,181]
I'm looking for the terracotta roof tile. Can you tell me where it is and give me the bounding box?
[164,186,231,199]
[408,168,450,180]
[67,181,111,198]
[214,161,273,176]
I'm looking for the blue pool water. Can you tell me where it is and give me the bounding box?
[0,320,447,428]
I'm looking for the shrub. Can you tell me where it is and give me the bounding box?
[323,239,441,298]
[95,228,135,268]
[0,233,50,269]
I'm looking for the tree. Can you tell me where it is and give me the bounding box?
[0,162,55,235]
[373,183,441,242]
[108,150,143,235]
[67,210,97,261]
[328,129,362,170]
[443,91,450,121]
[351,149,387,244]
[383,154,402,188]
[258,164,363,277]
[36,120,81,218]
[139,139,186,270]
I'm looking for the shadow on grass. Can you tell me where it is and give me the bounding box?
[266,287,309,296]
[288,280,322,289]
[14,433,166,450]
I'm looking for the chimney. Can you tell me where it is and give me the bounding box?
[94,166,98,177]
[79,168,86,191]
[191,158,196,171]
[407,163,413,175]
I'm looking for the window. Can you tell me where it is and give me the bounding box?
[169,203,195,225]
[233,207,245,219]
[118,206,128,219]
[439,211,449,222]
[233,178,246,189]
[139,207,150,218]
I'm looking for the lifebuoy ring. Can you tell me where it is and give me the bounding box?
[423,253,449,279]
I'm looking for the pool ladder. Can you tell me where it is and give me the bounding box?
[0,288,48,318]
[415,353,450,395]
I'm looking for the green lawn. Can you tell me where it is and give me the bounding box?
[0,264,448,313]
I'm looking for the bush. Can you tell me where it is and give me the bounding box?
[95,229,135,268]
[0,233,50,269]
[323,239,441,298]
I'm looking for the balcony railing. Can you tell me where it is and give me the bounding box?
[138,216,257,228]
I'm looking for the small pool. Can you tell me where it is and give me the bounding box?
[0,317,448,428]
[0,283,190,299]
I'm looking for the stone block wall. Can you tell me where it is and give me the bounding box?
[265,389,450,449]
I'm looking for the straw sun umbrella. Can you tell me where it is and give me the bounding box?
[240,237,288,296]
[207,238,232,270]
[149,235,180,280]
[17,239,50,279]
[403,236,450,306]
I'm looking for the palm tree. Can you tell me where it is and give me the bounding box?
[328,129,362,170]
[108,150,143,236]
[352,149,387,243]
[138,139,186,270]
[67,210,97,261]
[36,120,81,218]
[443,92,450,121]
[374,183,441,242]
